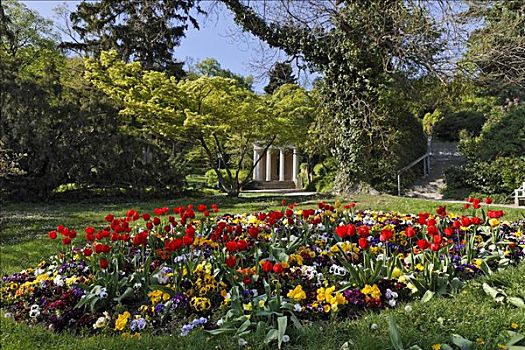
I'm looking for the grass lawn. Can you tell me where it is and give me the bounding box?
[1,193,524,349]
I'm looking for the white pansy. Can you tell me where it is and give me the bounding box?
[53,274,64,287]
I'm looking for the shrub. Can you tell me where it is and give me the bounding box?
[304,158,336,193]
[444,156,525,199]
[205,169,249,189]
[459,106,525,161]
[433,111,486,141]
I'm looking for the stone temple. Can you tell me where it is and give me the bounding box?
[249,144,301,190]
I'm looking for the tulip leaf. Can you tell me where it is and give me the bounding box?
[277,316,288,349]
[265,328,279,344]
[508,297,525,309]
[421,290,434,303]
[388,315,404,350]
[506,332,525,346]
[440,345,454,350]
[451,334,473,350]
[482,283,507,302]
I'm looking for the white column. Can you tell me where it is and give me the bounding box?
[292,148,299,187]
[279,148,285,181]
[266,148,272,181]
[253,148,258,180]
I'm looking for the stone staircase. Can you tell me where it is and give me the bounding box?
[244,180,296,190]
[405,140,465,200]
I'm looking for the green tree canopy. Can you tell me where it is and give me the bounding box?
[66,0,203,77]
[189,57,254,90]
[264,62,296,94]
[222,0,437,193]
[85,51,315,196]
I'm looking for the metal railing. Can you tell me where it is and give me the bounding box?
[397,137,433,196]
[397,152,431,196]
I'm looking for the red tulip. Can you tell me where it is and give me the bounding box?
[62,237,71,245]
[427,225,438,236]
[484,197,493,204]
[203,210,210,217]
[83,248,93,257]
[225,255,236,268]
[358,237,369,250]
[405,226,416,238]
[225,241,237,252]
[417,239,429,250]
[461,216,472,227]
[242,275,252,285]
[444,227,454,237]
[248,226,259,239]
[261,260,273,273]
[433,235,442,244]
[104,214,114,222]
[236,240,248,251]
[436,206,447,216]
[358,226,369,238]
[464,203,470,209]
[336,225,347,238]
[48,231,57,240]
[347,224,356,237]
[380,229,393,242]
[452,220,461,229]
[182,235,194,246]
[273,263,284,273]
[153,217,161,226]
[430,243,440,251]
[99,258,108,269]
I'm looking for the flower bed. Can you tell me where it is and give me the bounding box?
[1,199,524,347]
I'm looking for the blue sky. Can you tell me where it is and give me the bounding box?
[22,0,283,92]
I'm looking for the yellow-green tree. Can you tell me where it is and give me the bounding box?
[85,51,315,196]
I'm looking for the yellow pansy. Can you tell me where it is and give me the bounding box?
[115,311,131,331]
[287,285,307,301]
[361,284,381,299]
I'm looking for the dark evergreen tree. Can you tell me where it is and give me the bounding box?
[264,62,296,94]
[65,0,203,77]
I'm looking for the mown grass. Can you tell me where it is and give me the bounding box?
[1,193,524,349]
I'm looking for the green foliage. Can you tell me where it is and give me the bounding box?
[85,52,316,197]
[224,0,441,193]
[264,62,296,95]
[422,109,444,136]
[459,106,525,162]
[444,157,525,198]
[305,158,336,193]
[444,106,525,198]
[204,169,249,189]
[66,0,203,77]
[0,3,187,200]
[433,111,486,142]
[189,57,253,90]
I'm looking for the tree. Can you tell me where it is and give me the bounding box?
[1,3,187,200]
[190,57,254,90]
[65,0,203,77]
[222,0,439,193]
[264,62,296,94]
[85,51,314,196]
[463,1,525,100]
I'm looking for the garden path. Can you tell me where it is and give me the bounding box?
[406,140,465,200]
